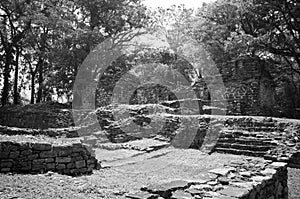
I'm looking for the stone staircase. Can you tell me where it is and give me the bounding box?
[214,129,279,157]
[213,119,288,159]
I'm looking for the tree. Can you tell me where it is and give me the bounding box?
[49,0,149,100]
[0,0,32,105]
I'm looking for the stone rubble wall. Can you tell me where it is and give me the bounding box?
[0,141,99,176]
[126,159,288,199]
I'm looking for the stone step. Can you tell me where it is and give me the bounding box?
[217,138,278,146]
[214,147,267,157]
[226,126,283,132]
[215,143,274,152]
[220,129,278,138]
[219,132,272,139]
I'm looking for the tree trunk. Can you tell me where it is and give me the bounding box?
[13,47,20,104]
[36,58,44,103]
[30,73,36,104]
[1,50,12,106]
[2,63,10,106]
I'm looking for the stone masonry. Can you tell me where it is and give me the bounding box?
[0,140,99,176]
[126,159,288,199]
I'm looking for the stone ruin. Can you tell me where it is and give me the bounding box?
[0,51,299,198]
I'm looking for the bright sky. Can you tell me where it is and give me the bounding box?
[142,0,215,9]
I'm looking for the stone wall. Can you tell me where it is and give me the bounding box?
[126,159,288,199]
[0,102,74,129]
[216,57,276,116]
[0,139,99,176]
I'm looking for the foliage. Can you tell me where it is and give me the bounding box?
[0,0,148,105]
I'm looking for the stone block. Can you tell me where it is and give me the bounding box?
[171,190,193,199]
[73,156,84,161]
[63,169,71,174]
[209,167,235,176]
[20,166,31,171]
[54,146,72,156]
[28,154,39,160]
[46,163,55,170]
[45,158,55,163]
[75,160,86,168]
[71,153,80,157]
[19,143,30,150]
[9,151,20,159]
[66,163,75,169]
[21,150,32,156]
[126,191,158,199]
[33,159,45,164]
[218,187,249,198]
[32,164,45,171]
[80,168,87,173]
[87,167,93,172]
[0,161,13,167]
[56,164,66,170]
[1,168,11,172]
[31,143,51,151]
[0,152,9,158]
[40,151,57,158]
[72,145,84,152]
[19,161,31,167]
[56,157,72,163]
[86,159,96,165]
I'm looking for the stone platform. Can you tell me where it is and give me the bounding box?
[92,143,288,199]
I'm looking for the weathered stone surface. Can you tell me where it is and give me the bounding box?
[269,162,287,168]
[219,187,249,198]
[171,190,193,199]
[56,164,66,170]
[0,140,98,176]
[9,151,20,158]
[56,157,72,163]
[191,184,212,191]
[39,151,57,158]
[75,160,86,168]
[186,188,203,195]
[126,191,158,199]
[46,163,55,169]
[260,168,277,176]
[209,167,235,176]
[31,143,51,151]
[218,177,230,185]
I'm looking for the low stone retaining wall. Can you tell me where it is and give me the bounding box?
[126,159,288,199]
[0,139,99,176]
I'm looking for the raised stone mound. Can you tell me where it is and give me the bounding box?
[0,102,74,129]
[0,135,100,176]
